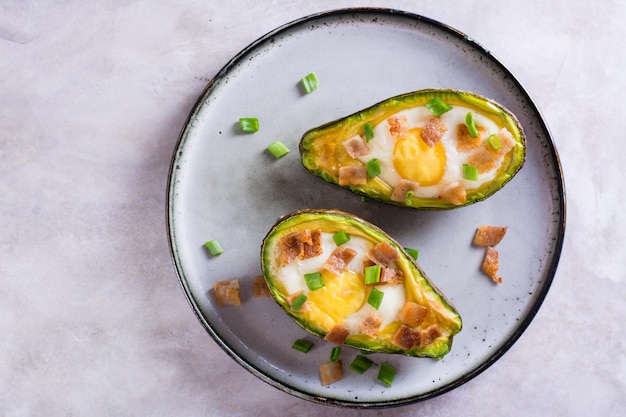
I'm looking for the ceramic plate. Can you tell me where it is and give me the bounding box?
[167,8,565,407]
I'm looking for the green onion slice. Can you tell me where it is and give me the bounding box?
[204,239,223,256]
[300,72,320,94]
[291,293,307,311]
[377,362,396,387]
[349,355,374,374]
[303,271,325,291]
[238,117,259,133]
[366,158,381,178]
[332,230,351,246]
[464,112,479,137]
[462,163,479,181]
[487,133,502,151]
[292,339,314,353]
[404,247,419,260]
[367,287,384,310]
[364,122,374,142]
[330,346,342,362]
[425,97,452,116]
[267,141,290,158]
[405,190,414,206]
[364,264,382,285]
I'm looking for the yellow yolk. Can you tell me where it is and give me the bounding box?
[392,128,446,186]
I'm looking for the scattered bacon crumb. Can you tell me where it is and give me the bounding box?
[496,127,516,154]
[338,165,367,186]
[366,241,400,267]
[380,266,403,285]
[387,115,409,138]
[319,361,343,386]
[390,179,420,203]
[456,124,483,151]
[398,302,429,327]
[473,225,508,246]
[419,324,443,347]
[482,246,502,283]
[213,279,241,306]
[277,229,323,265]
[322,246,357,276]
[439,182,467,205]
[252,276,272,297]
[324,325,350,345]
[391,324,421,350]
[303,229,323,259]
[343,135,371,158]
[359,313,382,338]
[420,117,448,147]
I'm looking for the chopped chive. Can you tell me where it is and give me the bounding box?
[300,72,320,94]
[291,293,307,310]
[364,122,374,142]
[462,163,479,181]
[204,239,223,256]
[330,346,342,362]
[292,339,314,353]
[425,97,452,116]
[332,230,351,246]
[404,247,420,260]
[267,141,290,158]
[238,117,259,133]
[349,354,373,374]
[405,190,415,206]
[464,112,479,138]
[364,264,381,285]
[304,271,325,291]
[366,158,381,178]
[367,287,384,310]
[377,362,396,387]
[487,133,502,151]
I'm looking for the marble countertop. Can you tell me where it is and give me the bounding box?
[2,1,624,415]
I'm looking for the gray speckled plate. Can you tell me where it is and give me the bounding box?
[167,8,565,408]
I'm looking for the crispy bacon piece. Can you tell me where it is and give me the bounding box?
[398,302,429,327]
[456,124,484,151]
[420,117,448,147]
[366,241,400,267]
[338,165,367,186]
[324,325,350,345]
[496,127,516,154]
[390,179,420,203]
[439,182,467,205]
[343,135,371,158]
[380,266,403,285]
[252,276,272,297]
[391,324,421,350]
[322,246,357,276]
[467,127,516,173]
[319,361,343,386]
[213,279,241,306]
[359,313,382,338]
[277,229,323,265]
[473,225,508,247]
[482,246,502,283]
[419,324,442,347]
[303,229,323,258]
[387,115,409,138]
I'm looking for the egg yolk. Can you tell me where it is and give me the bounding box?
[393,128,446,186]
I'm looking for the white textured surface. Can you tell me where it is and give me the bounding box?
[1,1,624,416]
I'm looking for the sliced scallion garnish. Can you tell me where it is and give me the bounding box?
[366,158,381,178]
[300,72,320,94]
[464,112,479,138]
[204,239,223,256]
[292,339,314,353]
[405,190,414,206]
[487,133,502,151]
[367,287,384,310]
[330,346,342,362]
[332,230,351,246]
[462,163,479,181]
[364,264,381,285]
[291,293,307,310]
[425,97,452,116]
[238,117,259,133]
[404,247,419,260]
[267,141,290,158]
[377,362,396,387]
[349,354,373,374]
[364,122,374,142]
[303,271,325,291]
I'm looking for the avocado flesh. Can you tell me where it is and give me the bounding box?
[261,209,462,359]
[299,89,526,209]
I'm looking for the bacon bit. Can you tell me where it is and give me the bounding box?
[277,229,322,265]
[387,115,409,138]
[252,276,272,297]
[303,229,323,259]
[419,324,442,347]
[456,124,484,151]
[398,302,429,327]
[322,246,357,276]
[390,179,420,203]
[439,182,467,205]
[482,246,502,283]
[496,127,516,154]
[380,266,403,285]
[420,117,448,147]
[473,225,508,247]
[359,313,382,338]
[366,241,400,267]
[343,135,371,158]
[338,165,367,186]
[391,324,421,350]
[319,360,343,386]
[213,279,241,306]
[324,325,350,345]
[467,148,499,173]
